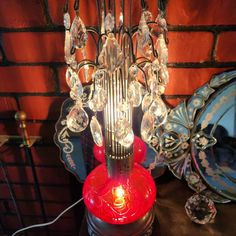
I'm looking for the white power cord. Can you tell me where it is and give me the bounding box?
[11,197,84,236]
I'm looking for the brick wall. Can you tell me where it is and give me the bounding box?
[0,0,236,235]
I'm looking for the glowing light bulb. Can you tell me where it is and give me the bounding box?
[83,163,156,224]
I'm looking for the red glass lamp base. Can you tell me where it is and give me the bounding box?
[83,163,156,225]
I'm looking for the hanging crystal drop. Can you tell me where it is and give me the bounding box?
[67,100,89,133]
[159,64,169,85]
[98,33,123,73]
[88,87,107,112]
[64,31,75,64]
[90,116,103,147]
[156,13,168,32]
[70,16,88,49]
[143,10,153,22]
[93,69,105,88]
[69,76,83,100]
[66,67,78,88]
[128,64,138,78]
[148,97,168,126]
[141,111,155,142]
[105,12,115,32]
[128,81,143,107]
[157,34,168,64]
[114,117,134,147]
[142,93,153,112]
[64,12,71,30]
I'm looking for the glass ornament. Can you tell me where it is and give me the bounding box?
[141,111,155,142]
[64,31,75,64]
[159,64,169,85]
[69,80,83,100]
[105,12,115,32]
[142,93,153,112]
[185,194,217,224]
[128,64,138,78]
[70,16,88,49]
[88,87,107,112]
[67,101,89,133]
[65,67,78,88]
[83,163,156,224]
[149,96,168,126]
[114,117,134,147]
[90,116,103,147]
[63,12,71,30]
[93,69,106,88]
[128,81,143,107]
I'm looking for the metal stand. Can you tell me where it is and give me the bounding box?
[86,208,155,236]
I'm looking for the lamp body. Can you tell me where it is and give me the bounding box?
[83,163,156,225]
[93,135,147,164]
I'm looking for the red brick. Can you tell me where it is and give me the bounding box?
[0,97,18,118]
[0,0,45,28]
[164,98,183,108]
[166,0,236,25]
[1,215,19,229]
[49,217,76,231]
[58,66,69,92]
[13,185,36,200]
[18,201,41,215]
[40,186,72,202]
[0,66,55,93]
[45,202,73,217]
[168,32,213,63]
[0,147,26,164]
[2,32,64,63]
[166,68,229,95]
[18,96,65,120]
[0,121,18,135]
[216,32,236,62]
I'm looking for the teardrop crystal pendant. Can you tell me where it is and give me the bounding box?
[90,116,103,147]
[104,12,115,32]
[128,81,143,107]
[66,67,78,88]
[114,117,134,147]
[149,97,168,126]
[64,31,75,64]
[67,100,89,133]
[64,12,71,30]
[69,78,83,100]
[142,93,153,112]
[70,16,88,49]
[98,33,123,73]
[88,87,107,112]
[141,111,155,142]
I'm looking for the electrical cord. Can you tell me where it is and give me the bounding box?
[11,197,84,236]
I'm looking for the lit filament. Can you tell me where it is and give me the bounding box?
[113,185,126,209]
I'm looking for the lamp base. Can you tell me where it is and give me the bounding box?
[86,207,155,236]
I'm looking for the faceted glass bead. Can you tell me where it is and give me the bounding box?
[70,16,88,49]
[114,117,134,147]
[141,111,155,142]
[98,33,123,73]
[128,81,142,107]
[159,64,169,85]
[93,69,105,88]
[185,194,217,224]
[88,87,107,111]
[66,67,77,88]
[143,10,153,22]
[64,12,71,30]
[69,80,83,100]
[142,93,153,112]
[149,97,167,126]
[105,13,115,32]
[90,116,103,147]
[67,104,89,133]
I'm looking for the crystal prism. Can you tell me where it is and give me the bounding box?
[98,33,123,73]
[149,97,167,126]
[185,194,217,224]
[64,12,71,30]
[90,116,103,147]
[128,81,143,107]
[70,16,88,49]
[105,13,115,32]
[64,31,75,64]
[142,93,153,112]
[93,69,106,88]
[66,67,78,88]
[114,117,134,147]
[67,103,89,133]
[129,65,138,78]
[159,64,169,85]
[141,111,155,142]
[88,87,107,111]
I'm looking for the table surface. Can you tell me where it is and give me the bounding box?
[79,172,236,236]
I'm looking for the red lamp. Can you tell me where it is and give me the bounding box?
[83,163,156,225]
[93,136,147,164]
